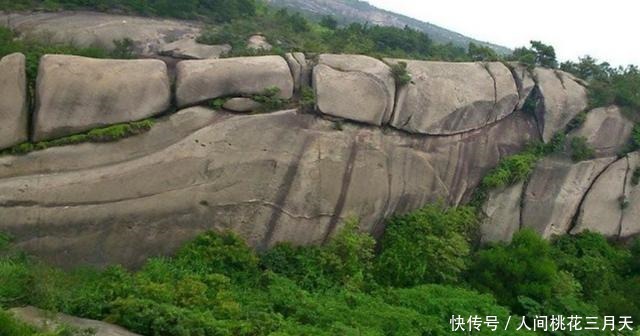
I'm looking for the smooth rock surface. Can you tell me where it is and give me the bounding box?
[521,156,616,238]
[0,53,28,149]
[0,11,201,56]
[285,52,311,92]
[509,62,536,110]
[621,152,640,237]
[223,97,262,112]
[569,105,633,158]
[160,38,231,59]
[33,55,171,141]
[176,56,293,107]
[9,306,140,336]
[0,109,538,268]
[387,60,519,135]
[481,182,524,243]
[533,68,588,142]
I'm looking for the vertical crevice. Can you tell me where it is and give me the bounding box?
[618,156,631,239]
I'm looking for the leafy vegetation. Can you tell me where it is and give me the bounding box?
[0,119,154,155]
[632,167,640,186]
[1,202,638,335]
[510,41,558,69]
[251,86,289,113]
[389,61,412,86]
[569,136,596,162]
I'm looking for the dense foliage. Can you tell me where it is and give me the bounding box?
[1,203,639,335]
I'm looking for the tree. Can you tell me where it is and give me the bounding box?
[467,42,498,61]
[511,40,557,68]
[319,15,338,30]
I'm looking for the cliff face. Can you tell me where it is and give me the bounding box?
[0,47,635,268]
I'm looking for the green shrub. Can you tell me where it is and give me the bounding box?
[481,153,539,189]
[569,136,595,162]
[252,86,288,113]
[390,61,411,86]
[565,111,587,132]
[375,204,476,287]
[208,97,228,110]
[632,167,640,186]
[299,85,315,112]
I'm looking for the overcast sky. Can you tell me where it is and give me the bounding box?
[366,0,639,67]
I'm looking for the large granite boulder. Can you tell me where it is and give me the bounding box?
[521,156,616,238]
[0,53,28,149]
[159,38,231,59]
[176,56,293,107]
[533,68,588,142]
[480,182,524,243]
[9,306,140,336]
[284,52,311,92]
[387,60,519,135]
[33,55,171,141]
[569,105,634,158]
[313,54,395,125]
[0,108,537,268]
[508,63,536,110]
[0,11,201,56]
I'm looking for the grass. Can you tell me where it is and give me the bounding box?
[0,119,155,156]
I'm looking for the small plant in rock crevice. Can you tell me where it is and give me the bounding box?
[390,61,411,86]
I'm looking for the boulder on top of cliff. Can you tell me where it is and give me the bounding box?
[313,54,395,125]
[0,53,28,149]
[568,105,633,158]
[386,60,519,135]
[533,68,588,142]
[480,181,524,243]
[521,156,616,238]
[33,55,171,142]
[508,62,536,110]
[10,306,140,336]
[176,56,293,107]
[159,38,231,59]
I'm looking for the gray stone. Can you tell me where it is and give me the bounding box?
[284,52,311,92]
[621,152,640,238]
[0,109,537,268]
[508,62,536,110]
[569,105,633,158]
[247,34,272,50]
[521,156,616,238]
[176,56,293,107]
[387,60,519,135]
[33,55,170,141]
[481,182,524,243]
[533,68,588,142]
[0,53,28,149]
[222,98,262,112]
[9,306,140,336]
[160,38,231,59]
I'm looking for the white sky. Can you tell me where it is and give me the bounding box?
[365,0,640,67]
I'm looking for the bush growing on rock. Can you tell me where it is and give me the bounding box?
[390,61,411,86]
[569,136,596,162]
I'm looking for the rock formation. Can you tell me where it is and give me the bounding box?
[0,53,27,149]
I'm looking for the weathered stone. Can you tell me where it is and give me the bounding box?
[315,54,395,124]
[284,52,311,92]
[387,60,519,135]
[160,38,231,59]
[9,306,140,336]
[572,156,628,237]
[0,109,537,268]
[508,62,536,110]
[0,11,202,56]
[0,53,28,149]
[569,105,633,158]
[176,56,293,107]
[621,152,640,238]
[247,34,272,50]
[33,55,171,141]
[481,182,524,243]
[533,68,588,142]
[222,98,262,112]
[521,156,616,238]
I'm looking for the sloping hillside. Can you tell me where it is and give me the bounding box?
[266,0,510,54]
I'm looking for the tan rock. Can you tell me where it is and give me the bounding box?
[247,34,272,50]
[160,38,231,59]
[569,105,633,157]
[481,182,524,243]
[508,62,536,110]
[176,56,293,107]
[285,52,311,92]
[9,306,140,336]
[621,152,640,237]
[222,97,262,112]
[0,53,28,149]
[533,68,588,142]
[33,55,171,141]
[387,60,518,135]
[522,156,616,238]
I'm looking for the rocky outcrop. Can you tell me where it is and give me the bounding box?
[0,53,27,149]
[159,38,231,59]
[569,106,633,157]
[247,34,272,50]
[387,60,519,135]
[480,182,524,243]
[0,107,538,268]
[313,54,395,125]
[573,152,640,238]
[521,156,616,238]
[34,55,171,141]
[284,52,311,91]
[0,11,202,56]
[176,56,293,107]
[9,306,139,336]
[533,68,588,142]
[508,63,536,110]
[223,98,262,112]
